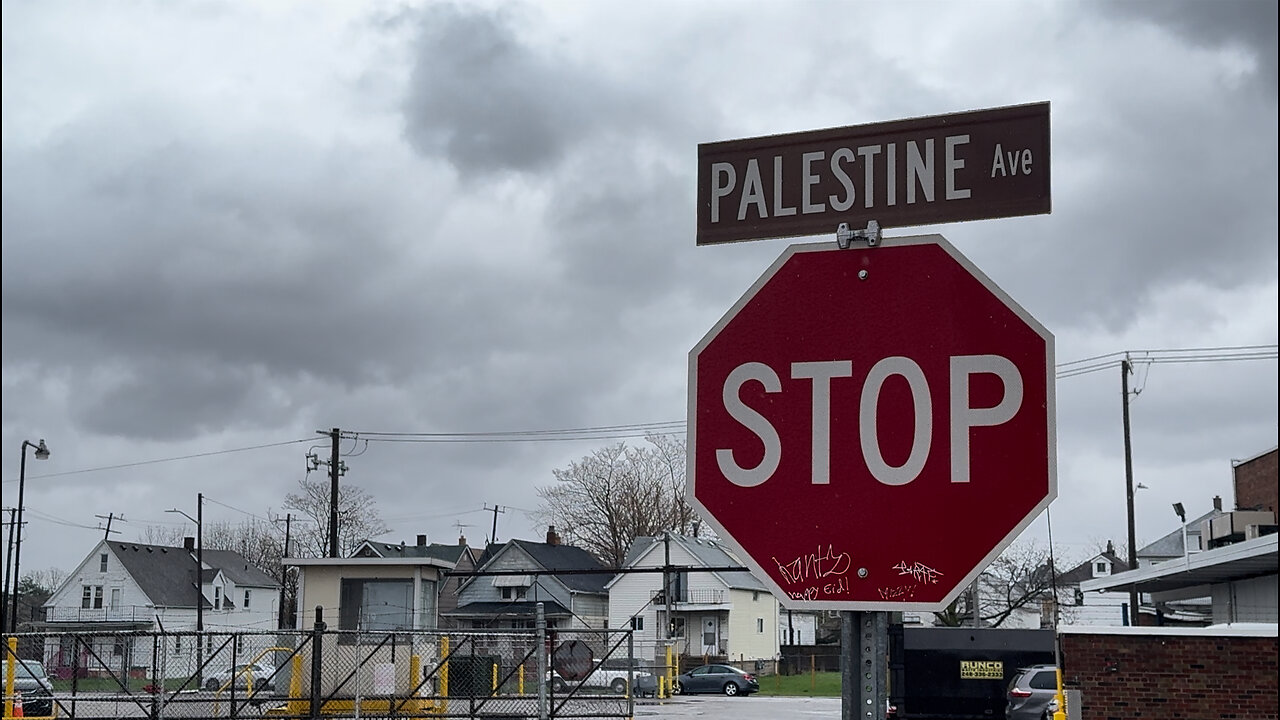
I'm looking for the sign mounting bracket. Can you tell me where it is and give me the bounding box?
[835,220,881,249]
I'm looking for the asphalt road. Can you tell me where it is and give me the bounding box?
[44,691,844,719]
[636,696,842,718]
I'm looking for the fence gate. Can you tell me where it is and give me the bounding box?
[4,621,638,719]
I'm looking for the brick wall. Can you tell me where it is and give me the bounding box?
[1233,448,1277,516]
[1061,630,1278,719]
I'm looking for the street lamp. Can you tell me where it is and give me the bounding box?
[1173,503,1189,567]
[6,439,50,633]
[167,493,204,684]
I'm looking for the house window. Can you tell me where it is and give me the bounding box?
[630,616,645,631]
[110,588,121,611]
[1095,561,1107,574]
[113,638,124,657]
[756,618,764,633]
[81,585,105,608]
[100,554,109,572]
[214,586,222,610]
[753,592,760,602]
[174,637,182,654]
[501,587,513,600]
[244,590,251,609]
[339,579,415,632]
[206,635,213,654]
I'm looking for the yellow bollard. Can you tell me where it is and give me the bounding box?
[4,638,17,719]
[492,663,498,695]
[440,636,450,714]
[1053,668,1067,720]
[518,665,524,695]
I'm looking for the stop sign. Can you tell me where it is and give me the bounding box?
[688,234,1054,610]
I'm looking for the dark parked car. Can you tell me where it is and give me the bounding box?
[675,664,759,696]
[1005,664,1059,720]
[1,658,55,717]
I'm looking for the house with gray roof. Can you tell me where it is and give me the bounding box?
[606,534,779,666]
[443,527,612,630]
[39,538,279,679]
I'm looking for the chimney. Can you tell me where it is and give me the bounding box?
[417,534,428,547]
[183,537,195,551]
[1106,540,1114,555]
[458,534,467,547]
[546,526,561,546]
[1213,495,1223,512]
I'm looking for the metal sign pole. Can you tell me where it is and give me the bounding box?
[842,611,889,720]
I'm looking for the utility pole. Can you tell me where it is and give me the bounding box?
[663,532,674,644]
[1121,357,1140,626]
[310,429,349,559]
[485,504,506,544]
[2,508,15,631]
[329,427,340,558]
[277,513,292,629]
[95,513,123,540]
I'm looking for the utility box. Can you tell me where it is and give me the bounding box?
[446,656,500,697]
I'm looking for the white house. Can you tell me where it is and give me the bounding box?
[41,539,279,679]
[606,534,779,667]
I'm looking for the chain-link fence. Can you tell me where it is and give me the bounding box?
[3,607,638,719]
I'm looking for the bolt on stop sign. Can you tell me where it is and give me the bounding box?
[687,234,1055,610]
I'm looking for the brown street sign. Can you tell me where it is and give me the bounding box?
[696,102,1050,245]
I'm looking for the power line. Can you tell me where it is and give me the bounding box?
[13,438,315,482]
[3,344,1273,485]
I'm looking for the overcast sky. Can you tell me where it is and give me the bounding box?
[3,0,1277,583]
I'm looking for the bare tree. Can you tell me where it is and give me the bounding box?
[534,434,705,566]
[142,524,187,547]
[933,540,1075,628]
[284,476,389,559]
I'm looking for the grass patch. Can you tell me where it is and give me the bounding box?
[51,676,199,692]
[755,671,841,697]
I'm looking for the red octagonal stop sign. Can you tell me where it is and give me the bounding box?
[688,234,1055,610]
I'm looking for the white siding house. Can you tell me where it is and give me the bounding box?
[606,535,779,667]
[40,539,279,679]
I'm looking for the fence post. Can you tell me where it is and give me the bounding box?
[536,602,547,720]
[310,606,326,720]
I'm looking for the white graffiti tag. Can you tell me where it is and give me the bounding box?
[773,545,853,585]
[893,561,943,585]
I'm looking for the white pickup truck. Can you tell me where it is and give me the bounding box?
[549,659,653,694]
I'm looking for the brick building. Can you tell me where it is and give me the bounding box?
[1059,625,1277,719]
[1233,447,1278,517]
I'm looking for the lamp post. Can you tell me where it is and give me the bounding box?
[6,439,50,633]
[1173,503,1189,568]
[167,494,203,684]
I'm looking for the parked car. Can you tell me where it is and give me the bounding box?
[548,659,651,694]
[674,664,759,696]
[1005,664,1059,720]
[205,662,276,692]
[0,658,55,716]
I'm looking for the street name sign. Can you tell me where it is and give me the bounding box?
[696,102,1049,245]
[687,235,1055,610]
